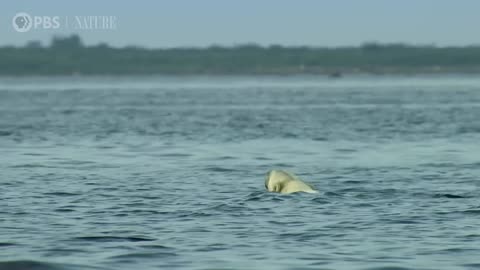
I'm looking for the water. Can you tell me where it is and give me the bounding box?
[1,75,480,270]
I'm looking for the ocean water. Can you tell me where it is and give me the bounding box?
[1,75,480,270]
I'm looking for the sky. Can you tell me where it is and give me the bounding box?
[1,0,480,48]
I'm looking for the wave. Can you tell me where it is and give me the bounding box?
[0,260,104,270]
[72,236,155,243]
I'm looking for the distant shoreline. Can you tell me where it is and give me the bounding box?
[3,70,480,77]
[2,73,480,81]
[3,35,480,76]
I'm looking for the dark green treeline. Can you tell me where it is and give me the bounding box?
[2,35,480,75]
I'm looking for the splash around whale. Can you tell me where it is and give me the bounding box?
[265,169,318,194]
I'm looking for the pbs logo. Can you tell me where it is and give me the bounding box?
[12,12,32,32]
[12,12,60,32]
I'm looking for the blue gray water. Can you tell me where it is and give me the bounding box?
[1,75,480,270]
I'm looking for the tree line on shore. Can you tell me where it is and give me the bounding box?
[2,34,480,75]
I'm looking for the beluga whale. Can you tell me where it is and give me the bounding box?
[265,169,318,194]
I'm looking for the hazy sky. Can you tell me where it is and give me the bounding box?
[1,0,480,48]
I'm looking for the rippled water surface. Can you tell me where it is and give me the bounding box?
[1,75,480,270]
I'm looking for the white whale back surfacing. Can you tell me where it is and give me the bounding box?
[265,170,318,194]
